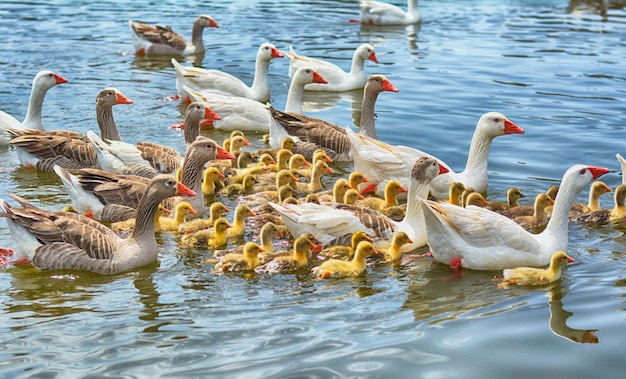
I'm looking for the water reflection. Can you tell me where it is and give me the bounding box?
[548,286,599,344]
[301,89,364,124]
[358,23,421,52]
[131,51,206,71]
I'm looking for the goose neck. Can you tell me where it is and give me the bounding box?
[97,104,122,141]
[284,80,305,114]
[463,130,493,178]
[359,88,380,139]
[21,84,48,129]
[190,21,206,52]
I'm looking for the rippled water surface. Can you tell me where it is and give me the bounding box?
[0,0,625,377]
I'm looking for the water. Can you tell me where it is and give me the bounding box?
[0,0,625,377]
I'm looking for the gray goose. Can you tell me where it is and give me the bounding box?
[267,75,398,162]
[88,102,222,176]
[53,136,233,221]
[129,14,219,56]
[7,88,133,171]
[0,175,195,274]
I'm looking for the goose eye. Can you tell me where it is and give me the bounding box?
[494,118,501,123]
[207,144,214,149]
[579,168,587,175]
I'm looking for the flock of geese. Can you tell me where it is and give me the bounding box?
[0,1,621,287]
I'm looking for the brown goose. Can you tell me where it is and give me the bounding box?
[0,175,195,273]
[88,102,222,175]
[53,136,233,221]
[8,88,133,171]
[129,14,219,56]
[267,75,398,162]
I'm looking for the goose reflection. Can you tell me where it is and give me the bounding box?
[358,23,421,51]
[548,285,598,344]
[300,89,364,125]
[132,50,206,71]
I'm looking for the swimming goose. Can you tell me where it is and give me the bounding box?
[129,14,219,55]
[319,178,352,204]
[227,204,256,240]
[215,222,282,258]
[378,231,413,263]
[183,67,327,132]
[499,251,575,286]
[284,43,378,92]
[419,164,608,270]
[294,160,333,194]
[0,70,68,146]
[8,88,133,170]
[357,0,421,25]
[268,74,398,162]
[223,174,258,196]
[344,189,365,205]
[270,156,448,253]
[311,241,377,279]
[172,43,283,102]
[464,192,490,208]
[346,112,525,199]
[0,175,195,273]
[54,136,233,220]
[88,102,221,175]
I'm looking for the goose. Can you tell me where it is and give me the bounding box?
[576,184,626,225]
[172,43,283,102]
[0,175,195,273]
[418,164,608,271]
[183,67,327,132]
[617,153,626,185]
[0,70,68,146]
[513,193,554,231]
[214,242,263,272]
[268,74,398,162]
[177,202,229,235]
[311,241,377,279]
[88,102,221,175]
[129,14,219,55]
[357,0,421,25]
[7,87,133,170]
[158,201,197,231]
[255,233,315,274]
[284,43,378,91]
[346,112,525,199]
[270,156,448,253]
[487,187,525,212]
[53,136,233,220]
[498,251,575,287]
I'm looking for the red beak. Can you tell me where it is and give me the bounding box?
[116,92,134,105]
[438,163,450,175]
[209,19,219,28]
[205,106,221,121]
[369,52,378,63]
[176,182,196,196]
[216,146,236,160]
[271,47,284,58]
[54,74,68,84]
[312,71,328,84]
[382,78,399,92]
[504,119,525,135]
[588,166,609,180]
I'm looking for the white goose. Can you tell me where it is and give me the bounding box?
[284,43,378,92]
[270,156,448,253]
[616,153,626,185]
[129,14,219,55]
[268,74,398,162]
[346,112,525,199]
[171,42,284,102]
[0,70,68,146]
[87,102,221,174]
[358,0,422,25]
[419,164,609,271]
[183,67,327,132]
[0,175,195,273]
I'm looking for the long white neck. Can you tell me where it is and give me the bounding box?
[462,129,493,180]
[403,178,431,226]
[407,0,418,13]
[284,80,305,114]
[541,181,581,247]
[21,83,49,130]
[250,56,271,99]
[349,50,366,76]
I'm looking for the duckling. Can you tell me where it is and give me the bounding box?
[250,153,276,169]
[288,153,311,170]
[62,205,78,213]
[343,189,365,205]
[181,217,231,248]
[294,160,333,194]
[379,205,406,221]
[460,187,475,207]
[513,193,554,231]
[255,136,296,157]
[223,174,258,196]
[577,184,626,225]
[111,204,169,233]
[159,201,197,231]
[305,194,321,204]
[255,168,298,191]
[544,185,560,219]
[569,181,612,219]
[268,149,293,172]
[255,233,315,273]
[244,184,297,210]
[319,178,351,203]
[214,242,264,272]
[377,232,413,263]
[228,204,256,240]
[298,149,333,178]
[356,179,407,210]
[215,222,282,258]
[488,187,525,212]
[201,167,226,196]
[235,151,254,169]
[177,202,229,235]
[312,241,377,279]
[446,182,466,206]
[464,192,490,208]
[262,232,319,262]
[498,251,575,287]
[318,230,373,261]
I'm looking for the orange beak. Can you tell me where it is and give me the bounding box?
[503,119,525,135]
[312,71,328,84]
[189,208,198,215]
[369,52,378,63]
[54,74,68,84]
[271,47,284,58]
[116,92,134,105]
[216,146,236,160]
[361,183,377,194]
[176,182,196,197]
[205,106,221,121]
[567,256,575,263]
[399,186,408,193]
[209,19,219,28]
[382,78,398,92]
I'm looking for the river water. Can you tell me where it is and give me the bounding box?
[0,0,625,377]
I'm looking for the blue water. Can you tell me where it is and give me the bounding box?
[0,0,625,377]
